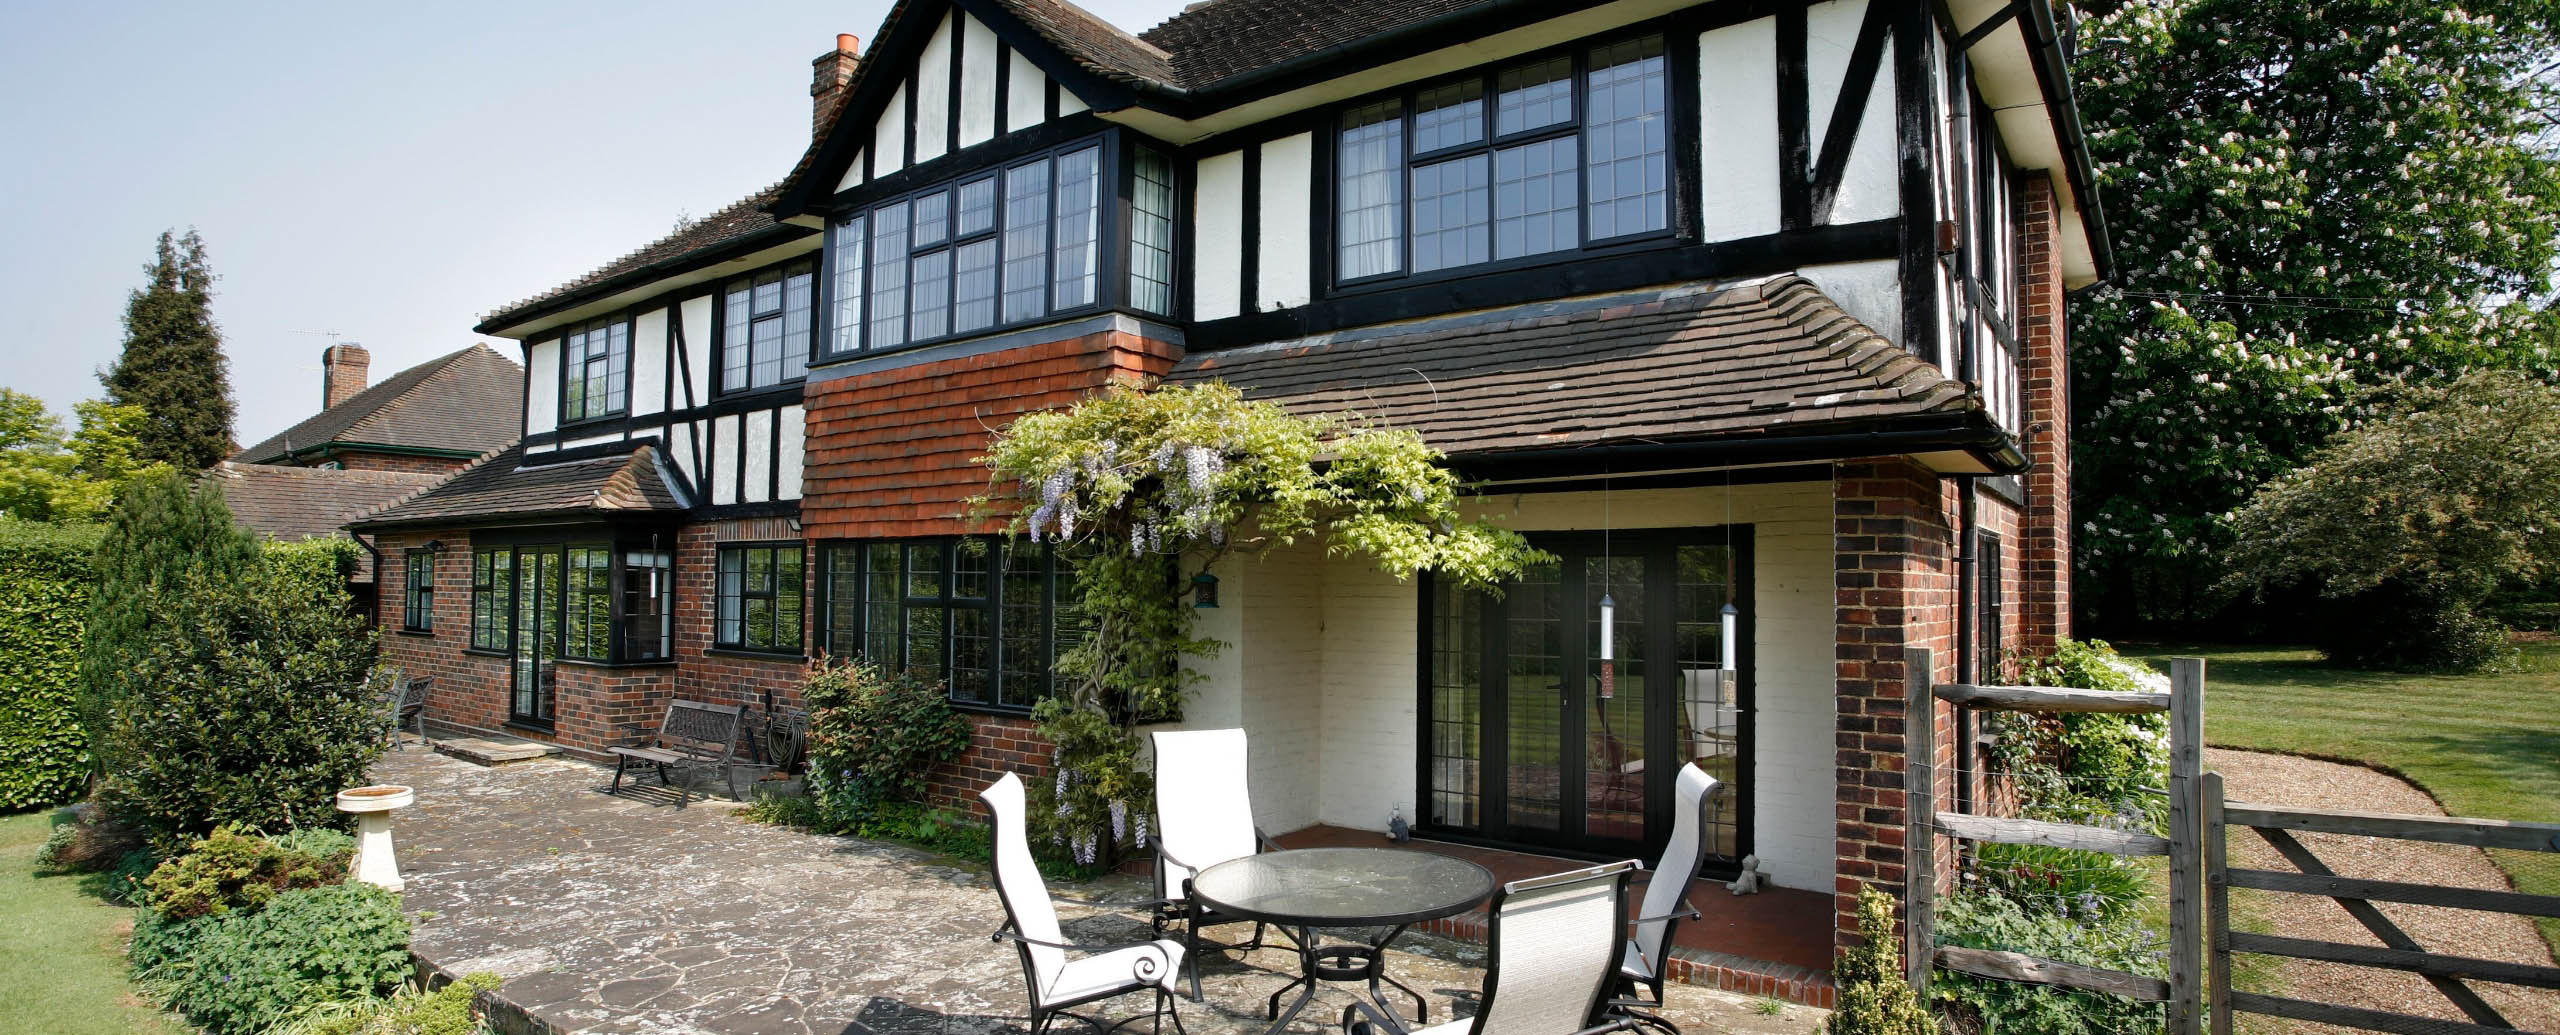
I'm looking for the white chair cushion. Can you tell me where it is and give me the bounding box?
[1042,940,1188,1004]
[1408,1020,1472,1035]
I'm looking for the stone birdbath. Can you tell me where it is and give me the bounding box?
[337,784,415,892]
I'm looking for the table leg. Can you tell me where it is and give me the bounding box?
[1263,926,1320,1035]
[1365,925,1427,1023]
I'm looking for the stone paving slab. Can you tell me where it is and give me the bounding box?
[373,751,1825,1035]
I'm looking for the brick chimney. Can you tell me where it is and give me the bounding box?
[321,343,370,410]
[812,34,862,137]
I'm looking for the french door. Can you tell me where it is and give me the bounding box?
[1420,528,1750,865]
[509,547,562,726]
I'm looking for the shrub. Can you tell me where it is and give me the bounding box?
[803,660,972,827]
[36,817,78,871]
[1967,841,2151,925]
[98,847,161,906]
[128,908,211,975]
[269,827,358,867]
[152,883,412,1035]
[34,798,151,873]
[82,472,259,776]
[0,518,103,809]
[1931,888,2165,1035]
[1827,886,1936,1035]
[108,537,381,840]
[285,971,501,1035]
[2224,370,2560,672]
[2004,639,2170,828]
[143,827,346,922]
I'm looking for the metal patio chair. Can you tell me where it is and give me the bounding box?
[982,772,1188,1035]
[1619,763,1719,1011]
[1149,728,1276,999]
[1341,859,1670,1035]
[386,676,432,751]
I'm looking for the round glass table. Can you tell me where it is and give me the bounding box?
[1190,847,1496,1035]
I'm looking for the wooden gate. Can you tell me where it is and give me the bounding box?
[2204,776,2560,1034]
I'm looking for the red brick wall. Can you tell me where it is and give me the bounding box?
[919,713,1051,817]
[307,451,479,476]
[1831,457,1962,954]
[2017,174,2073,652]
[671,516,814,716]
[800,329,1181,540]
[373,528,521,743]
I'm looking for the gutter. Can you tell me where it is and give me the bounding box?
[283,441,486,464]
[2017,0,2115,281]
[1448,415,2029,482]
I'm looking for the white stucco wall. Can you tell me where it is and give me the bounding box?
[913,13,953,165]
[1162,542,1328,836]
[709,413,740,506]
[524,339,560,438]
[680,295,714,404]
[1256,134,1314,310]
[874,84,908,177]
[1006,51,1046,134]
[1192,150,1247,320]
[741,408,774,504]
[1799,258,1902,345]
[957,15,999,149]
[1697,17,1781,242]
[776,404,806,501]
[629,309,667,417]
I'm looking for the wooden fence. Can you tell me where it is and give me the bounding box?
[1903,646,2205,1033]
[1904,644,2560,1034]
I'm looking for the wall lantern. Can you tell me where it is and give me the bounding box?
[1597,591,1616,699]
[1192,572,1220,608]
[421,539,446,554]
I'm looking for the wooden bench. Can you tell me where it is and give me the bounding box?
[608,700,745,808]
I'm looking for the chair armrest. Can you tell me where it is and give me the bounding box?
[1340,997,1412,1035]
[1634,898,1703,924]
[994,925,1178,985]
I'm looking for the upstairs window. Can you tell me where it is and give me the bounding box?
[719,263,814,393]
[1129,147,1177,315]
[1333,33,1671,286]
[561,318,628,422]
[824,140,1110,358]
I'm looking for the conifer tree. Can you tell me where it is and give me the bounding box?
[2068,1,2560,626]
[103,229,236,471]
[1827,886,1939,1035]
[78,470,258,775]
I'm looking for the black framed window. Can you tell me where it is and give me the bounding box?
[717,543,804,653]
[1129,147,1177,315]
[819,538,1082,712]
[822,138,1114,358]
[622,549,673,662]
[561,317,628,422]
[402,550,434,632]
[718,262,814,394]
[470,548,515,651]
[563,546,613,661]
[1333,32,1671,287]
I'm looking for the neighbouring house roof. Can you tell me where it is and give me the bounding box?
[474,188,807,335]
[233,344,524,465]
[345,443,690,530]
[210,463,449,580]
[1165,275,2012,469]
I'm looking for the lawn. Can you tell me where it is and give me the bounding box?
[0,811,183,1035]
[2122,639,2560,953]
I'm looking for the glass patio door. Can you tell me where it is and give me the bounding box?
[510,547,562,726]
[1423,529,1748,865]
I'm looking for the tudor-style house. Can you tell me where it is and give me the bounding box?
[353,0,2106,991]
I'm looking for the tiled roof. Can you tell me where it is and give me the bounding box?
[1134,0,1487,90]
[346,443,690,529]
[476,188,801,334]
[993,0,1178,88]
[233,345,523,464]
[210,463,449,579]
[1165,276,1981,458]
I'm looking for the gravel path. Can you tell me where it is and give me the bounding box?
[2211,748,2559,1034]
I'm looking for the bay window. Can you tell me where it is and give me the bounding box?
[1334,32,1671,286]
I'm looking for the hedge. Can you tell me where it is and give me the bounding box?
[0,518,104,810]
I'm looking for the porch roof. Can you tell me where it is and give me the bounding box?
[1165,274,2011,470]
[344,443,690,531]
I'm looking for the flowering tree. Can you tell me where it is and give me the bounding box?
[2068,0,2560,626]
[974,378,1547,863]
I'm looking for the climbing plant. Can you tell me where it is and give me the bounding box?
[974,377,1548,862]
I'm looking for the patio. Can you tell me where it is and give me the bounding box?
[374,750,1831,1035]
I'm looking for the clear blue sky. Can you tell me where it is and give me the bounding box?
[0,0,1188,447]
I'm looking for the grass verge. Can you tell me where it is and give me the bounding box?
[2123,640,2560,958]
[0,810,183,1035]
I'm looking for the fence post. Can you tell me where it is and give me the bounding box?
[2168,657,2207,1035]
[2203,770,2230,1035]
[1904,645,1936,990]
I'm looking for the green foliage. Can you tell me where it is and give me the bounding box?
[0,518,102,808]
[288,971,502,1035]
[0,392,171,524]
[268,827,357,867]
[81,470,258,778]
[104,229,237,472]
[128,908,211,976]
[37,818,78,871]
[2225,370,2560,670]
[99,847,161,906]
[143,827,347,922]
[2002,639,2170,830]
[1966,841,2150,925]
[973,378,1549,862]
[802,659,973,827]
[147,883,412,1035]
[2068,0,2560,627]
[106,531,380,841]
[1931,888,2166,1035]
[1826,887,1937,1035]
